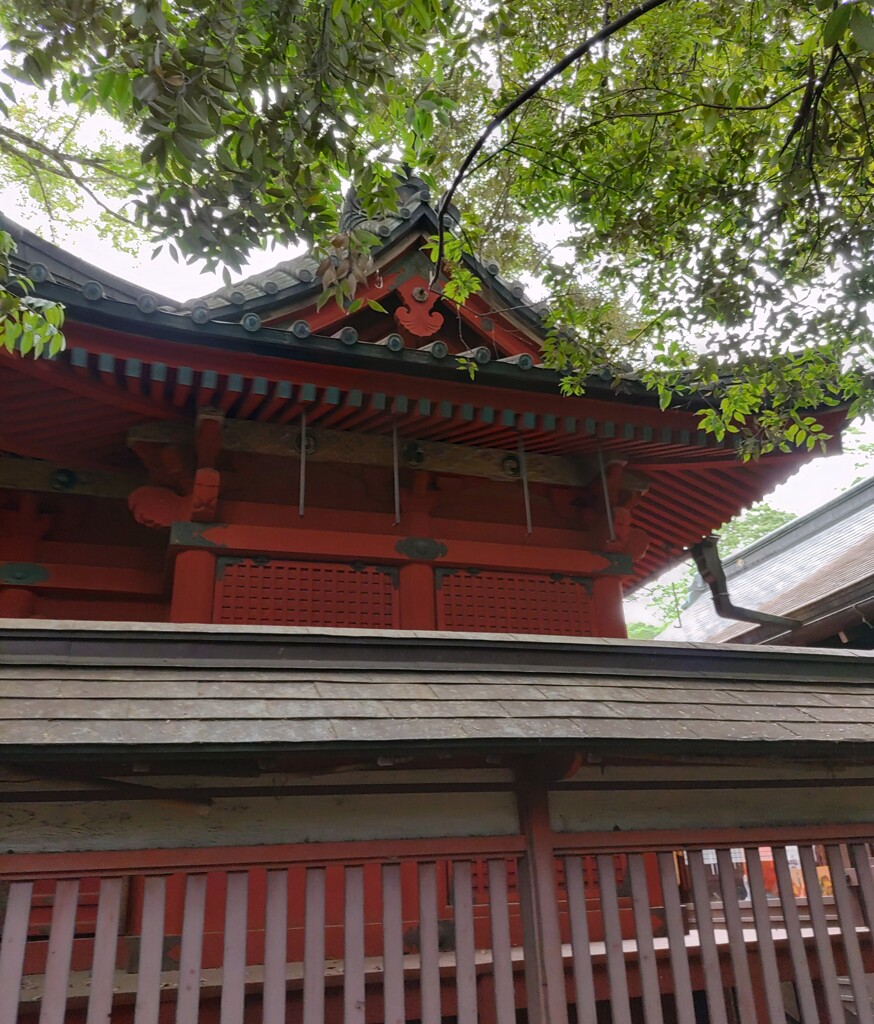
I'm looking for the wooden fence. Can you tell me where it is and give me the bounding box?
[2,827,874,1023]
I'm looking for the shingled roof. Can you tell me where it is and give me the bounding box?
[2,621,874,753]
[660,474,874,644]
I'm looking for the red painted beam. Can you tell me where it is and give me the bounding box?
[169,522,628,577]
[0,562,164,596]
[0,835,527,882]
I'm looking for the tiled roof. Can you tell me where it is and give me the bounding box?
[184,178,433,311]
[2,621,874,750]
[4,177,549,335]
[0,212,177,307]
[659,474,874,643]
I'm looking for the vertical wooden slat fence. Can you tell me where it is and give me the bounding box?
[657,849,698,1024]
[261,869,288,1024]
[627,853,664,1024]
[84,877,123,1024]
[743,847,786,1024]
[772,843,820,1023]
[687,850,730,1024]
[40,879,79,1024]
[302,865,326,1024]
[0,882,33,1024]
[553,829,874,1024]
[133,875,165,1024]
[2,830,874,1023]
[175,873,207,1024]
[416,861,441,1024]
[451,859,478,1024]
[565,853,598,1019]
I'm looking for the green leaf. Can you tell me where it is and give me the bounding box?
[850,8,874,49]
[823,4,851,47]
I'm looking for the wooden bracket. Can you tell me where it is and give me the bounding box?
[195,408,225,469]
[394,276,444,337]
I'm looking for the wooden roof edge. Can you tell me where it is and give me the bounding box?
[1,619,872,680]
[0,212,176,307]
[4,737,874,762]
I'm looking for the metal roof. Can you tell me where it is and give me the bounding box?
[2,621,874,753]
[660,474,874,643]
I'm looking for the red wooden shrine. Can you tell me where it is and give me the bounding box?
[0,181,841,633]
[0,186,868,1024]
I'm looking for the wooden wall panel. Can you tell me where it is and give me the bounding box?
[0,791,520,854]
[549,783,874,834]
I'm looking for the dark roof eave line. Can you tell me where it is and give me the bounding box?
[32,281,688,405]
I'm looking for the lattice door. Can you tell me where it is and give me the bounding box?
[213,558,399,628]
[435,569,594,635]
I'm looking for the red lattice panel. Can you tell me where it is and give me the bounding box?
[213,559,399,628]
[436,570,594,636]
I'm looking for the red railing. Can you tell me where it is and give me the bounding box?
[2,829,873,1023]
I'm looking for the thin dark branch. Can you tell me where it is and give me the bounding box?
[807,46,839,176]
[506,141,633,196]
[430,0,677,286]
[0,124,136,180]
[780,56,817,158]
[836,45,874,156]
[0,138,139,228]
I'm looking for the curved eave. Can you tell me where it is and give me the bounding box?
[34,277,808,422]
[32,278,675,405]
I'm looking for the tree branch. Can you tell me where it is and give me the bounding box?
[836,45,874,156]
[0,124,137,181]
[430,0,677,286]
[0,138,139,229]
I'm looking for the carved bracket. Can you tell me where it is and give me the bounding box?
[394,276,444,337]
[129,469,221,529]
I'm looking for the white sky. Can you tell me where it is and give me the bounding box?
[0,183,304,301]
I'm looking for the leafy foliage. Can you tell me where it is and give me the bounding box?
[445,0,874,451]
[0,93,143,250]
[0,229,65,357]
[0,0,463,272]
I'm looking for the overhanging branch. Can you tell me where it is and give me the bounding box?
[430,0,677,286]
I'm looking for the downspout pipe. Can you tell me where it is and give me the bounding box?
[690,536,802,630]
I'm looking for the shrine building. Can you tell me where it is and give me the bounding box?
[1,181,874,1024]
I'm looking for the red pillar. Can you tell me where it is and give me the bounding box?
[515,771,570,1024]
[592,575,627,637]
[398,562,436,629]
[0,588,36,618]
[170,549,216,623]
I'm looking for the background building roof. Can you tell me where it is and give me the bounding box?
[659,474,874,645]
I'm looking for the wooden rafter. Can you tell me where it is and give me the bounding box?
[0,457,143,499]
[127,418,635,490]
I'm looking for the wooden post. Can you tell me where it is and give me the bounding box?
[592,575,627,637]
[170,549,216,623]
[398,563,436,629]
[0,589,36,618]
[515,768,569,1024]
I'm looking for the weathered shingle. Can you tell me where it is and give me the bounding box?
[1,621,873,750]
